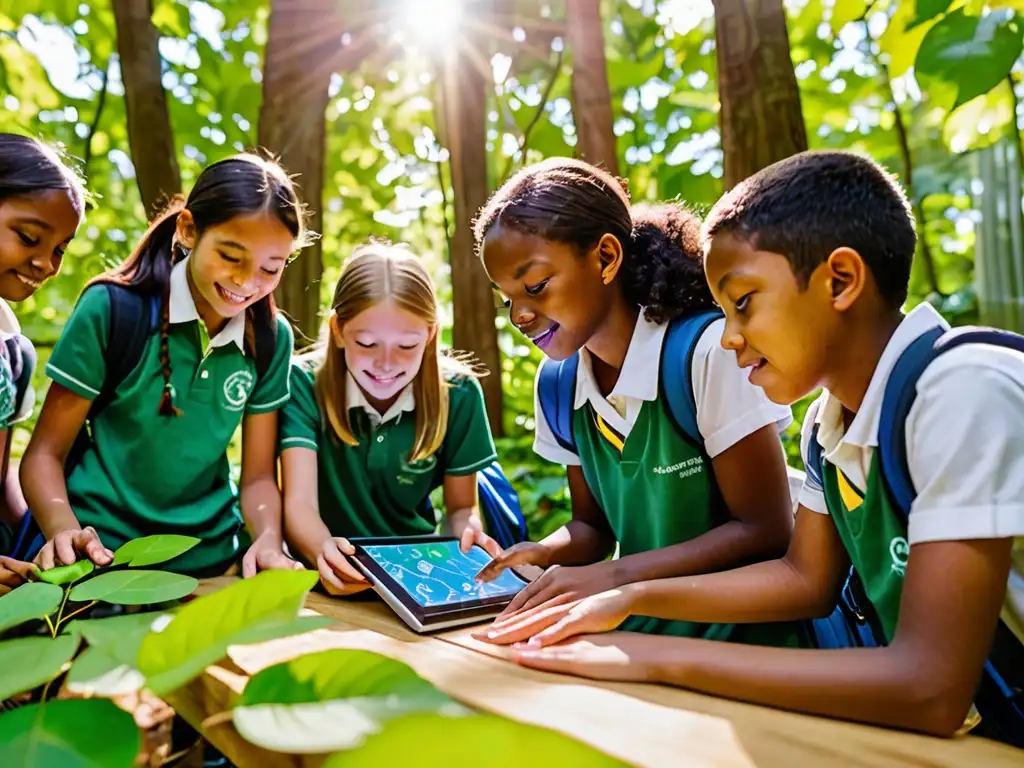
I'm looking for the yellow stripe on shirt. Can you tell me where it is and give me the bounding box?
[592,410,625,453]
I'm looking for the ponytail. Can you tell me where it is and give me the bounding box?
[89,196,186,416]
[621,203,715,324]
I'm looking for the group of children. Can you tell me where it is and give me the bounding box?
[0,131,1020,746]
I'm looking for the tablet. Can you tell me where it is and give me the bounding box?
[348,535,529,633]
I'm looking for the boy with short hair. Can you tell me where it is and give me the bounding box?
[479,150,1024,742]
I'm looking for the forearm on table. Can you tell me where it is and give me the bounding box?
[611,519,790,585]
[240,475,285,541]
[627,557,835,624]
[539,519,616,567]
[649,637,965,737]
[283,497,333,564]
[20,449,80,538]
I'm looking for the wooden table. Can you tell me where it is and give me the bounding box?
[166,579,1022,768]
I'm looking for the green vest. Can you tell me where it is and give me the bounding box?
[574,396,805,647]
[821,456,908,642]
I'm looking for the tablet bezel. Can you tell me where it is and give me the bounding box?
[347,535,529,632]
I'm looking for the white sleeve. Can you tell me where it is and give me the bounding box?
[691,319,793,458]
[797,394,828,514]
[532,369,582,467]
[905,346,1024,545]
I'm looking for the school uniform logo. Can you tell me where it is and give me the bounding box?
[653,456,705,480]
[889,536,909,577]
[223,370,254,411]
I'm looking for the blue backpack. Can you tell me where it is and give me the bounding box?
[806,325,1024,747]
[418,454,527,550]
[537,309,724,457]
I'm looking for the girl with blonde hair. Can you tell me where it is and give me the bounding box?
[276,242,501,594]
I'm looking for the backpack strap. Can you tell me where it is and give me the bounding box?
[536,354,580,455]
[252,308,279,381]
[659,309,723,446]
[2,333,36,419]
[804,423,825,489]
[878,325,1024,520]
[92,284,160,418]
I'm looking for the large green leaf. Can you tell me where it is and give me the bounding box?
[38,560,94,586]
[64,611,172,697]
[0,699,140,767]
[137,569,321,696]
[0,583,62,634]
[0,635,80,701]
[110,535,200,568]
[233,649,468,753]
[915,8,1023,108]
[879,0,947,77]
[321,713,627,766]
[69,571,198,605]
[908,0,955,29]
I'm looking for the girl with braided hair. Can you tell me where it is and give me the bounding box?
[22,153,306,578]
[475,158,806,649]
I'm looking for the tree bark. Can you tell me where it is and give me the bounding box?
[437,12,505,436]
[258,0,340,343]
[712,0,807,189]
[565,0,619,175]
[111,0,181,218]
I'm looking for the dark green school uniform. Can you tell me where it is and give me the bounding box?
[277,358,497,539]
[45,284,293,576]
[572,396,806,646]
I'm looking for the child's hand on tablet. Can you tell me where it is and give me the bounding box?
[457,518,502,559]
[318,536,372,596]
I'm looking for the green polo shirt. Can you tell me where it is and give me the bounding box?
[45,284,293,577]
[278,358,497,540]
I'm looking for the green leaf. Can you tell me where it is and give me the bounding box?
[0,583,62,634]
[151,0,191,37]
[320,714,627,766]
[879,0,945,77]
[137,569,320,696]
[908,0,955,29]
[233,649,467,753]
[830,0,868,35]
[69,570,197,605]
[38,560,94,586]
[915,9,1024,109]
[64,611,171,697]
[232,651,464,753]
[110,535,200,568]
[0,635,80,700]
[0,699,141,767]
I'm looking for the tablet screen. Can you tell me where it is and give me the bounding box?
[361,540,526,608]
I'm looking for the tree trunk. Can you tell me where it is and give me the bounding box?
[258,0,340,343]
[437,14,505,436]
[712,0,807,189]
[565,0,619,175]
[112,0,181,218]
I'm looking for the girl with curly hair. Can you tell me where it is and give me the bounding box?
[475,158,806,649]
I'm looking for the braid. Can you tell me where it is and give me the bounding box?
[156,283,182,417]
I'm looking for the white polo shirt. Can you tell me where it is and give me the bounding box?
[533,312,793,465]
[798,302,1024,640]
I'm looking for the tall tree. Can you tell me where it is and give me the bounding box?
[437,7,505,435]
[111,0,181,218]
[712,0,807,188]
[565,0,619,175]
[258,0,341,342]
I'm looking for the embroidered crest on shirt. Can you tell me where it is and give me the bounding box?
[223,370,254,411]
[889,536,909,576]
